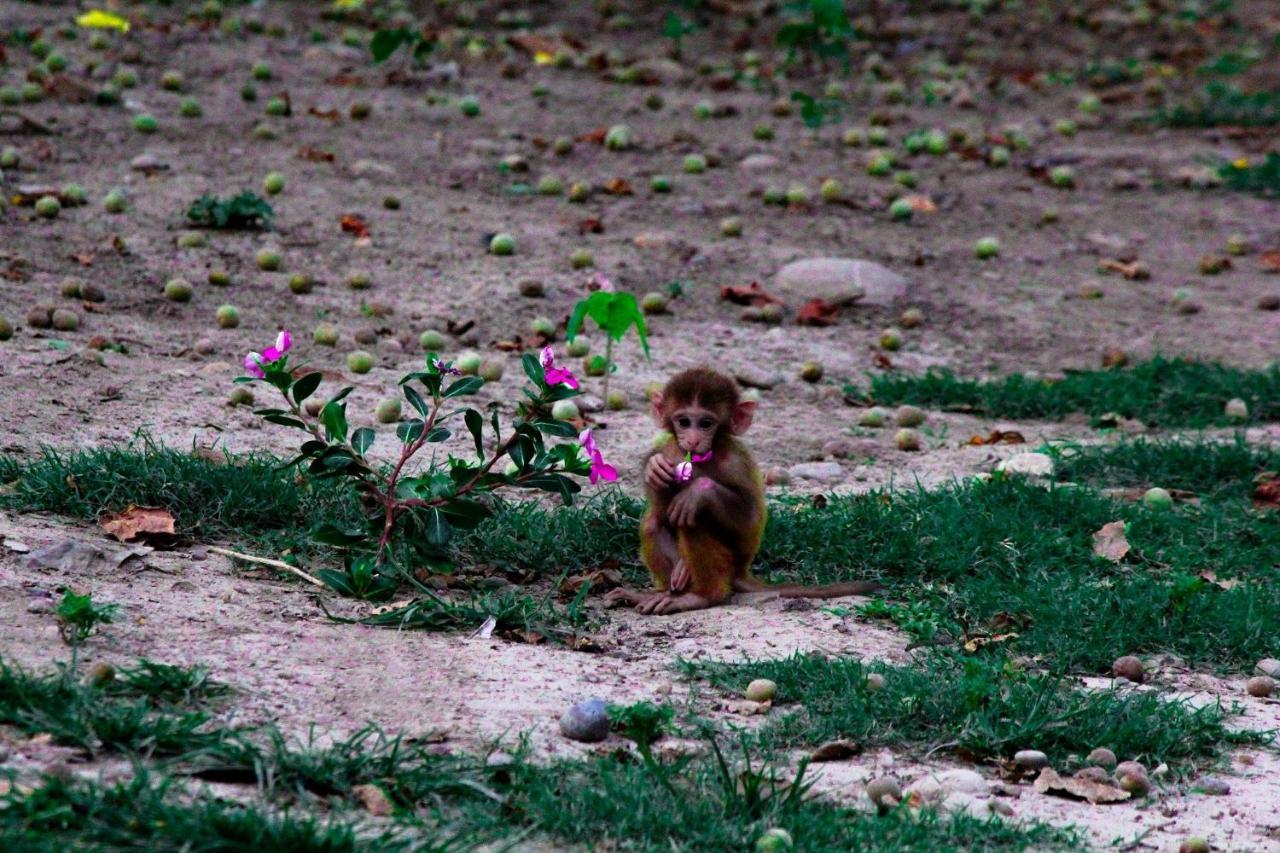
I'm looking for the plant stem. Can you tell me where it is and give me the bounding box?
[603,337,613,402]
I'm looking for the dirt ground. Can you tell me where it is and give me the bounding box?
[1,0,1279,848]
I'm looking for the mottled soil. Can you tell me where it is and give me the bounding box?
[1,0,1279,848]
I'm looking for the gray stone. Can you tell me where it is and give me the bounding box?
[734,368,782,390]
[906,768,989,804]
[1014,749,1049,770]
[740,154,781,172]
[1199,777,1231,796]
[996,452,1054,479]
[351,159,396,180]
[130,152,169,172]
[787,462,845,484]
[559,698,610,743]
[774,258,909,307]
[1255,658,1280,679]
[630,58,691,85]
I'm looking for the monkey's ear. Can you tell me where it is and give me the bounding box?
[649,392,666,427]
[731,400,757,434]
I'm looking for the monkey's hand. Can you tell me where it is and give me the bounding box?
[667,480,708,527]
[645,453,675,491]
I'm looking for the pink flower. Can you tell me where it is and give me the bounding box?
[243,352,266,378]
[588,272,615,293]
[675,450,712,482]
[540,346,580,390]
[432,358,462,376]
[578,428,618,484]
[243,330,292,378]
[262,330,292,361]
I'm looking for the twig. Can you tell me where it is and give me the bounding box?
[924,740,960,759]
[208,546,326,588]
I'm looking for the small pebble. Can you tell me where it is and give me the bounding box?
[559,697,610,743]
[1087,747,1117,769]
[1111,655,1145,683]
[1198,776,1230,796]
[1013,749,1049,770]
[1245,675,1275,697]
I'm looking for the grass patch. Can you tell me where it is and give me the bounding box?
[0,659,235,760]
[848,357,1280,427]
[0,434,359,547]
[687,652,1266,774]
[0,657,1076,852]
[1218,151,1280,198]
[758,475,1280,672]
[1157,82,1280,128]
[1048,436,1279,498]
[0,773,389,853]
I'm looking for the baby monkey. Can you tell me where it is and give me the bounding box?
[605,367,879,615]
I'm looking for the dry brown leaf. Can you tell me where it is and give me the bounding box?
[308,106,341,121]
[577,216,604,234]
[902,194,937,213]
[796,299,840,327]
[1097,259,1150,280]
[963,632,1019,653]
[340,214,370,238]
[99,506,175,543]
[1033,767,1130,804]
[723,698,771,716]
[1092,521,1130,563]
[1259,252,1280,274]
[559,566,623,597]
[968,430,1026,446]
[352,783,394,817]
[298,146,336,163]
[720,282,782,306]
[601,177,633,195]
[1252,474,1280,509]
[809,740,862,762]
[1199,570,1242,591]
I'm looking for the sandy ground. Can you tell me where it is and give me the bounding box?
[2,0,1279,847]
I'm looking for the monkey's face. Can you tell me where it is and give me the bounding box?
[670,406,719,455]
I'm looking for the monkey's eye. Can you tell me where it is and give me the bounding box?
[698,418,715,430]
[675,416,691,429]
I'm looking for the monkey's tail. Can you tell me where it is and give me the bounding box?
[732,576,881,599]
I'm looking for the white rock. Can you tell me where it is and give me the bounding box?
[996,452,1054,479]
[787,462,845,483]
[1256,658,1280,679]
[351,159,396,180]
[906,768,990,804]
[774,258,909,307]
[939,791,994,819]
[740,154,781,172]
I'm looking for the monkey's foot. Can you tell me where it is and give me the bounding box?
[646,592,717,615]
[604,588,669,611]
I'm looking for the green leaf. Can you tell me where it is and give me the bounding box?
[422,507,452,547]
[440,498,492,529]
[263,414,306,429]
[317,569,356,597]
[313,524,369,546]
[403,384,430,417]
[522,352,545,387]
[292,372,323,405]
[464,409,484,458]
[370,28,412,63]
[329,386,354,405]
[351,427,375,457]
[321,401,348,443]
[444,376,485,399]
[397,419,425,443]
[425,427,451,443]
[534,419,579,438]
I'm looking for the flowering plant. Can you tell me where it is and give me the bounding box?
[236,336,614,595]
